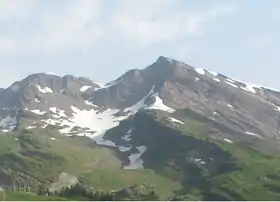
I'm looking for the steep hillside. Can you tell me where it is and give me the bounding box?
[1,56,280,200]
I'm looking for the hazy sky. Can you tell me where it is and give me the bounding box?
[0,0,279,88]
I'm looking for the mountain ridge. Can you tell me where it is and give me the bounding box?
[1,56,280,140]
[2,56,280,200]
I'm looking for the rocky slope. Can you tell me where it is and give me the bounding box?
[1,56,280,140]
[2,56,280,200]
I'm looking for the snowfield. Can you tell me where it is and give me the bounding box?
[37,85,54,93]
[0,115,17,132]
[123,145,147,169]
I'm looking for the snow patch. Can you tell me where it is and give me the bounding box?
[147,94,175,113]
[94,80,119,91]
[80,86,92,92]
[30,109,46,115]
[208,71,218,76]
[224,138,233,143]
[1,129,9,132]
[92,133,118,147]
[121,135,132,142]
[195,68,205,75]
[26,126,36,130]
[49,107,67,119]
[168,117,184,124]
[46,72,59,76]
[245,132,263,139]
[35,98,40,103]
[125,85,175,113]
[241,84,257,94]
[37,85,53,93]
[85,100,97,107]
[0,115,17,132]
[227,104,234,108]
[195,77,200,82]
[124,145,147,170]
[212,78,220,83]
[195,158,206,165]
[49,137,57,140]
[119,145,132,152]
[124,86,155,114]
[127,128,133,134]
[49,107,57,113]
[225,81,238,88]
[275,106,280,112]
[226,78,236,83]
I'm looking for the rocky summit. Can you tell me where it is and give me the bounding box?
[2,56,280,200]
[1,56,280,139]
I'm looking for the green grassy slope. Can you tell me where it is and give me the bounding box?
[3,191,68,201]
[104,109,280,200]
[2,108,280,200]
[0,128,180,199]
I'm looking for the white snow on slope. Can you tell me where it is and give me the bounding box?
[224,138,233,143]
[127,128,133,134]
[49,107,57,113]
[245,132,263,139]
[55,106,127,138]
[30,109,46,115]
[124,145,147,169]
[37,85,53,93]
[195,68,205,75]
[225,81,238,88]
[147,94,175,113]
[275,106,280,112]
[80,86,92,92]
[49,85,174,137]
[92,132,118,147]
[85,100,98,107]
[124,86,155,114]
[227,104,234,108]
[26,126,36,130]
[208,71,218,76]
[195,158,206,165]
[122,135,132,142]
[241,85,257,94]
[16,85,175,139]
[0,115,17,132]
[94,80,119,91]
[195,77,200,82]
[212,78,220,83]
[49,107,67,118]
[35,98,40,103]
[119,145,132,152]
[169,117,184,124]
[226,78,236,83]
[46,72,60,76]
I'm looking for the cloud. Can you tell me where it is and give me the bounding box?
[0,0,103,54]
[112,0,235,45]
[28,0,103,53]
[0,0,36,22]
[0,0,235,54]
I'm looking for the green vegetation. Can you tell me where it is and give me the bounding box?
[0,128,179,200]
[4,191,68,201]
[2,108,280,200]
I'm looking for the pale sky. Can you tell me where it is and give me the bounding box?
[0,0,279,89]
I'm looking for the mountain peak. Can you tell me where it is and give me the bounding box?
[156,56,175,64]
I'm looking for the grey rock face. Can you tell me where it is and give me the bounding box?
[0,57,280,140]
